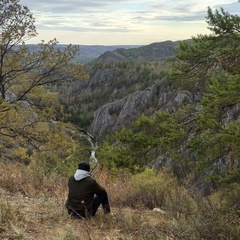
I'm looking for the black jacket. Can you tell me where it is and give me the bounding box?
[65,170,106,215]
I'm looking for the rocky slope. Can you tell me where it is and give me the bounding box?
[87,83,201,141]
[62,40,191,140]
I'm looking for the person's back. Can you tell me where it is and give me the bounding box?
[66,162,110,218]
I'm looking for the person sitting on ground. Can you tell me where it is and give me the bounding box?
[65,162,111,219]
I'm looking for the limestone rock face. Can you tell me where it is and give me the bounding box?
[88,84,202,141]
[88,86,155,140]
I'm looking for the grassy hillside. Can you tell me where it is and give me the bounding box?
[0,188,169,240]
[1,162,239,240]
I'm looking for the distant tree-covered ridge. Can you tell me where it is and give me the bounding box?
[21,44,142,63]
[94,41,181,63]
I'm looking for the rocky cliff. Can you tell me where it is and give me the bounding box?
[88,85,156,139]
[87,82,202,141]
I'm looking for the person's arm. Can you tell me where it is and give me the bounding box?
[91,179,107,196]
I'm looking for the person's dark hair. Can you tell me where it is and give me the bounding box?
[78,162,90,172]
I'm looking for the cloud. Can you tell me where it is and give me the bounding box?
[215,2,240,14]
[18,0,239,45]
[21,0,132,13]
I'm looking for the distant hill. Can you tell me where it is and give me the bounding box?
[20,41,186,63]
[24,44,141,63]
[95,41,181,63]
[76,45,141,63]
[20,41,188,63]
[61,40,185,135]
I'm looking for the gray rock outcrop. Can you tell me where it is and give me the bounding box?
[88,85,155,140]
[88,83,201,141]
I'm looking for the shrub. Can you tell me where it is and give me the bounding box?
[166,185,240,240]
[126,168,195,213]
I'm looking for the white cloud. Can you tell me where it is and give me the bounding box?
[18,0,239,45]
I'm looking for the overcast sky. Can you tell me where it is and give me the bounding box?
[19,0,239,46]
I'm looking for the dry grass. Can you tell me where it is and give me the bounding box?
[0,163,171,240]
[0,188,172,240]
[1,162,239,240]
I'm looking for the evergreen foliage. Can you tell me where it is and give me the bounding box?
[100,7,240,188]
[170,7,240,92]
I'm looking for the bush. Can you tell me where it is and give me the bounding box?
[125,168,195,213]
[166,185,240,240]
[128,168,171,209]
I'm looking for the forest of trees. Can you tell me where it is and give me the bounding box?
[1,0,240,186]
